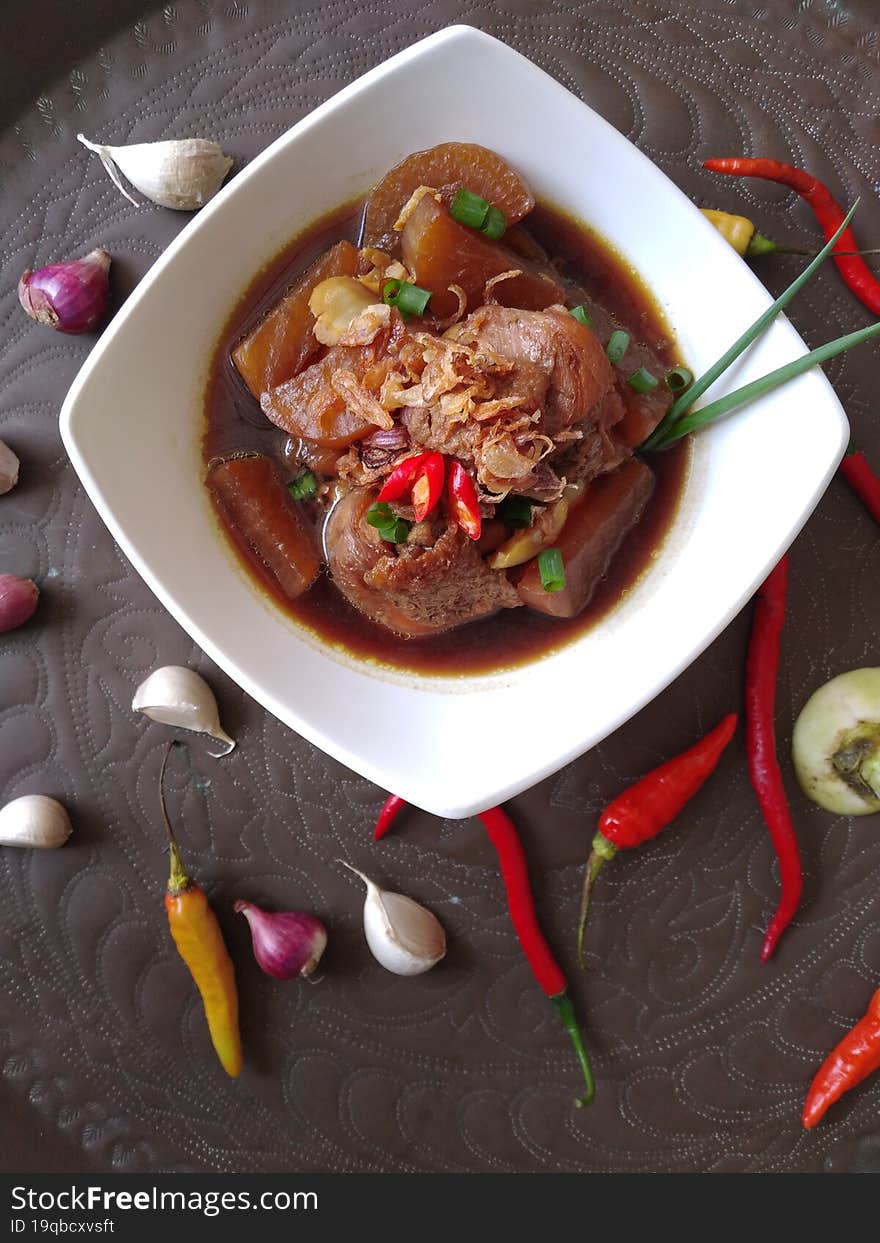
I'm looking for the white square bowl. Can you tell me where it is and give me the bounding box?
[60,26,848,818]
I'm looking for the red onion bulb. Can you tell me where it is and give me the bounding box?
[18,248,111,334]
[0,575,39,633]
[235,900,327,980]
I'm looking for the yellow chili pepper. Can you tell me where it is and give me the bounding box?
[160,745,242,1078]
[701,208,811,258]
[702,206,878,262]
[700,208,758,255]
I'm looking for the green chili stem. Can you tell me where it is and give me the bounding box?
[159,741,190,895]
[552,992,596,1107]
[576,850,607,967]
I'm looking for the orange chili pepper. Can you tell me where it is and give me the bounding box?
[802,988,880,1128]
[159,745,242,1078]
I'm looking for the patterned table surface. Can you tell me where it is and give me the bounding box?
[1,0,879,1173]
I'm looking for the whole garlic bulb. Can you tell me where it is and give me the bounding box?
[342,862,446,976]
[0,795,72,849]
[77,134,233,211]
[132,665,235,756]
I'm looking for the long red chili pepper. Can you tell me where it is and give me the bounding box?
[576,714,737,962]
[802,988,880,1128]
[373,794,595,1104]
[478,806,595,1107]
[704,157,880,315]
[839,448,880,524]
[745,555,803,962]
[374,793,406,840]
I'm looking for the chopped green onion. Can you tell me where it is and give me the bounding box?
[642,201,859,451]
[537,547,566,593]
[606,330,630,365]
[498,495,533,529]
[627,367,659,394]
[650,318,880,450]
[366,502,411,543]
[665,365,694,393]
[287,471,317,500]
[449,189,506,238]
[570,305,592,327]
[481,205,507,240]
[450,188,490,230]
[383,279,432,320]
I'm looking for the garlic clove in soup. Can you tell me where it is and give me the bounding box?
[132,665,235,756]
[0,795,72,849]
[308,276,380,346]
[341,862,446,975]
[77,134,233,211]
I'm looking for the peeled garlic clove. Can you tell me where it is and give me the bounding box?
[341,862,446,976]
[77,134,233,211]
[132,665,235,757]
[0,795,72,849]
[308,276,378,345]
[0,440,19,494]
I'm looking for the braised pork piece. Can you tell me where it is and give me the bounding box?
[203,144,688,673]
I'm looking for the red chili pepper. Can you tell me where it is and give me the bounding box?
[410,451,445,522]
[478,806,595,1107]
[377,452,431,502]
[447,460,482,540]
[576,714,737,962]
[745,555,803,962]
[704,157,880,315]
[803,988,880,1128]
[839,448,880,524]
[373,793,406,840]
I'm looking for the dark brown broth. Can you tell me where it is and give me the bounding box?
[203,200,689,676]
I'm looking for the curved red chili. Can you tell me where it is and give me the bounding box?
[839,449,880,524]
[803,988,880,1128]
[746,555,803,961]
[577,714,737,961]
[373,793,406,840]
[704,157,880,315]
[479,806,595,1106]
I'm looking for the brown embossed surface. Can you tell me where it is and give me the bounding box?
[1,0,879,1174]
